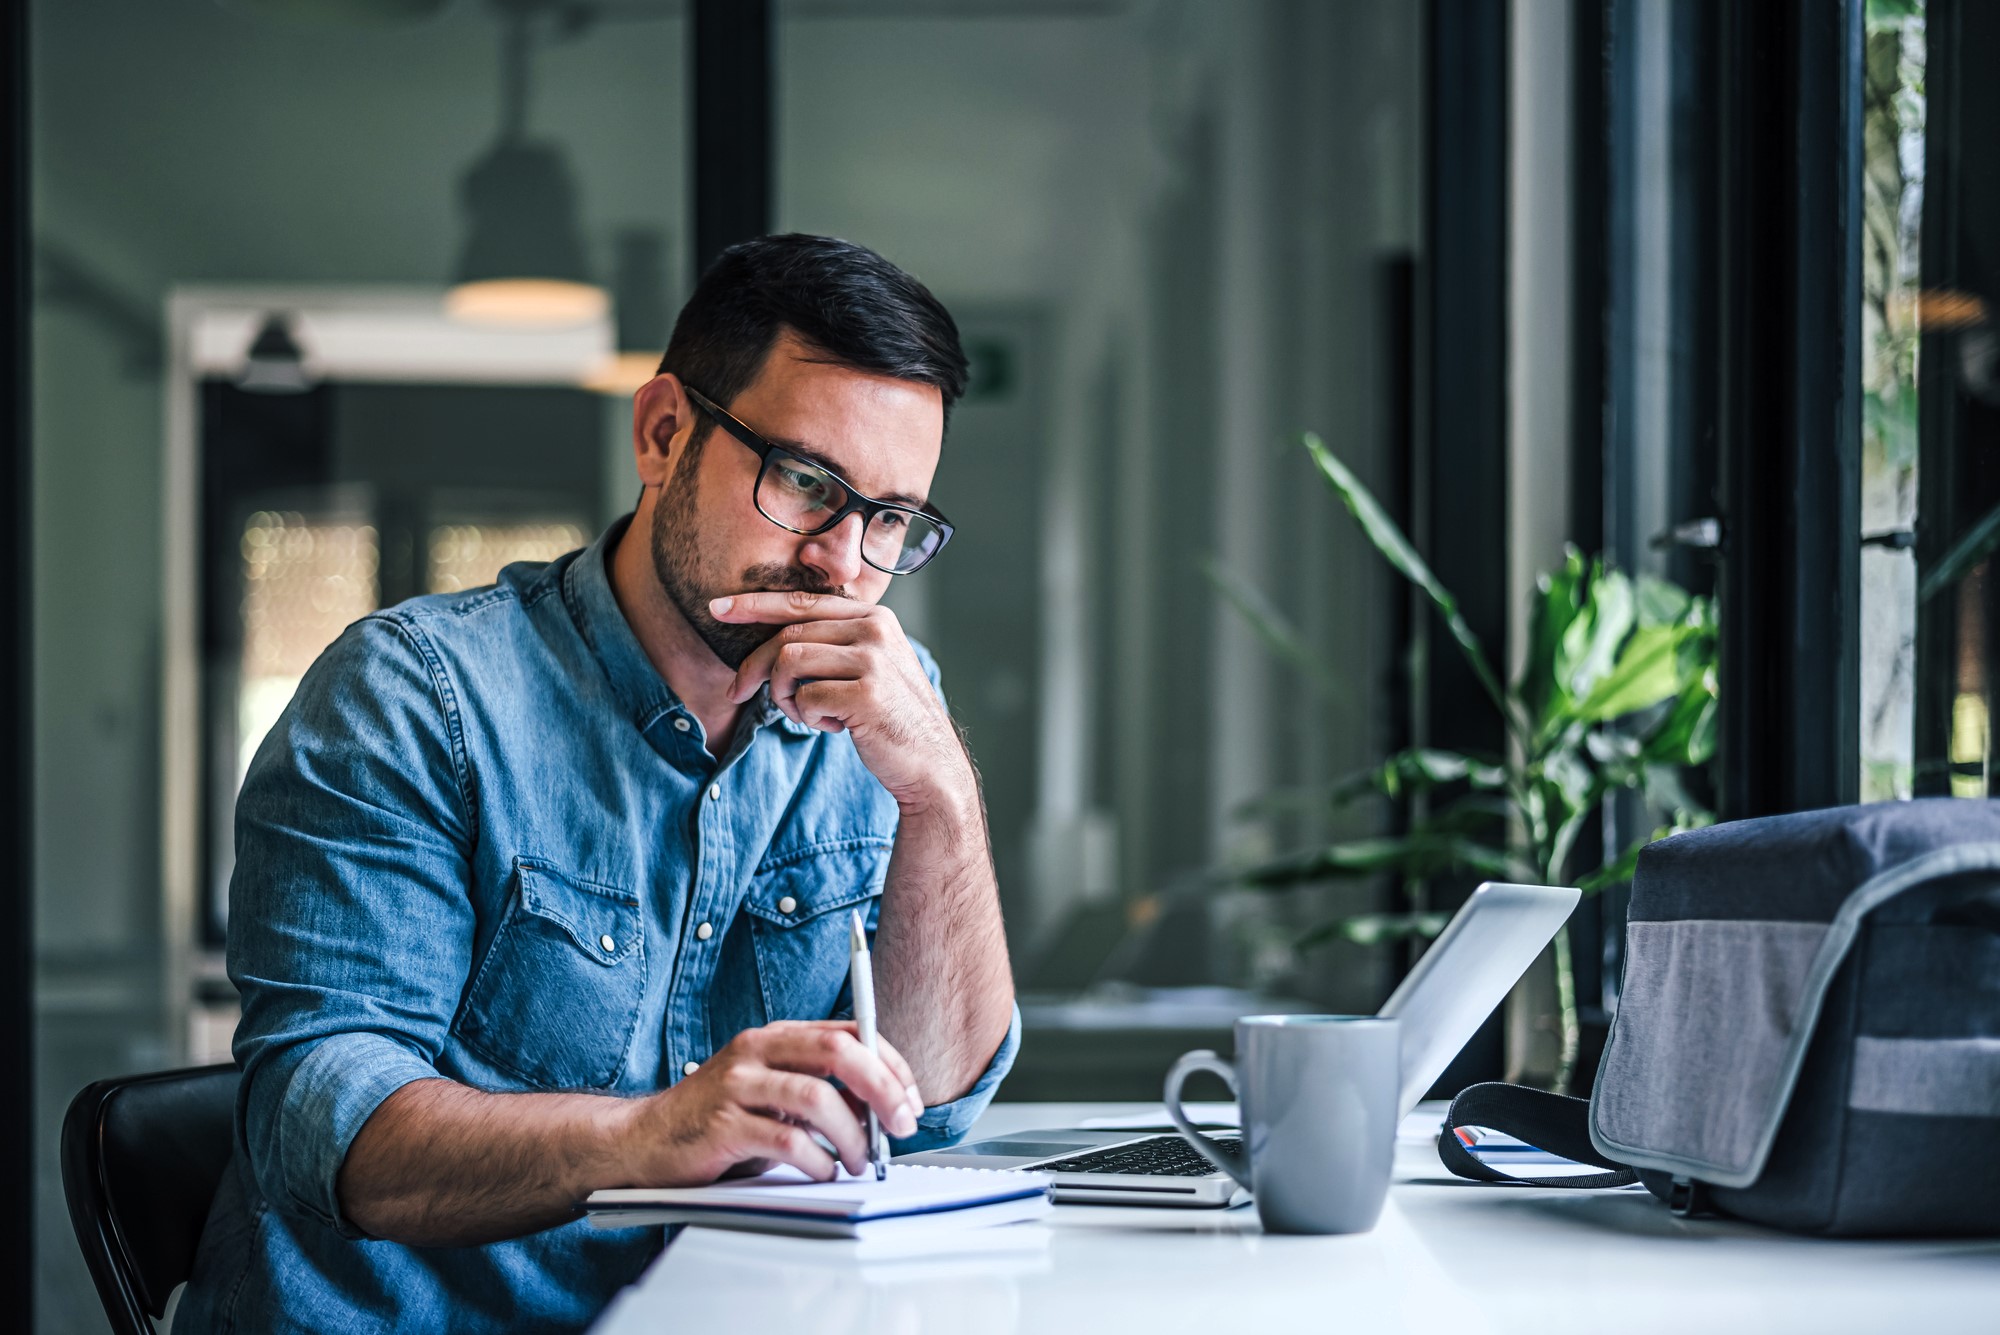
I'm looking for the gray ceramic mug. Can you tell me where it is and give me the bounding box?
[1164,1015,1400,1234]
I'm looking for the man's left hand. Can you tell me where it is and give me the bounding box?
[712,591,972,814]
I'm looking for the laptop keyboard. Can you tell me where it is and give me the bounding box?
[1038,1134,1242,1177]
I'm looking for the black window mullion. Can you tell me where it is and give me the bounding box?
[1713,0,1865,819]
[691,0,774,277]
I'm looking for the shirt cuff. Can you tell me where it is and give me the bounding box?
[890,1003,1021,1153]
[272,1032,445,1238]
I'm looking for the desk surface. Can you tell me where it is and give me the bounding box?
[590,1102,2000,1335]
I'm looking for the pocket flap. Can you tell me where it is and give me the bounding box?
[742,840,890,927]
[516,859,641,964]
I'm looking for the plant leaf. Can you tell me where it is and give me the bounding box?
[1201,556,1344,702]
[1560,565,1634,702]
[1416,795,1518,841]
[1517,546,1586,723]
[1330,747,1509,804]
[1296,911,1452,951]
[1302,434,1520,738]
[1642,761,1707,817]
[1575,840,1644,894]
[1640,684,1719,767]
[1575,810,1715,894]
[1688,692,1719,764]
[1584,728,1643,768]
[1573,624,1683,721]
[1634,573,1692,628]
[1540,746,1598,821]
[1235,833,1521,887]
[1232,748,1509,819]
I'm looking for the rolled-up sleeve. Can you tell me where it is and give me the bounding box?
[229,614,476,1238]
[889,1003,1021,1152]
[870,642,1019,1152]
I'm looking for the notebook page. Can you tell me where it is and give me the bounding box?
[587,1163,1050,1220]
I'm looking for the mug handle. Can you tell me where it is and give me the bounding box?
[1163,1049,1251,1190]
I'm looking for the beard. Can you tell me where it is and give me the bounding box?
[648,431,848,669]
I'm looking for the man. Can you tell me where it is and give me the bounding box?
[179,234,1018,1332]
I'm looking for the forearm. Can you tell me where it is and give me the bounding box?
[874,779,1014,1103]
[337,1078,635,1247]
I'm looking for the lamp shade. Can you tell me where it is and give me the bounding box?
[446,140,607,327]
[237,313,312,394]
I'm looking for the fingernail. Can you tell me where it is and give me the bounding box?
[709,596,733,616]
[892,1105,918,1137]
[906,1084,923,1116]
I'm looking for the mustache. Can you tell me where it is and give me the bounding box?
[737,563,849,600]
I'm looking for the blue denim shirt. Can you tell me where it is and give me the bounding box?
[178,517,1019,1334]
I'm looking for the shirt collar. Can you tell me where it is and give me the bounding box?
[564,514,813,739]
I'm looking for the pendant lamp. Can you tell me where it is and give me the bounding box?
[445,2,608,327]
[237,314,313,395]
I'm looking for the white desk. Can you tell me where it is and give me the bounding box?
[590,1102,2000,1335]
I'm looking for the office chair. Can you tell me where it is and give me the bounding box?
[61,1064,239,1335]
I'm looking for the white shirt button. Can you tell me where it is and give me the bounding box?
[695,920,714,941]
[673,717,691,732]
[777,895,798,915]
[682,1060,700,1076]
[598,933,616,952]
[708,783,721,801]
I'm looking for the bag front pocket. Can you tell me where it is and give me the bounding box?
[457,858,647,1089]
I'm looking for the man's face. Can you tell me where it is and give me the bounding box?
[648,330,946,668]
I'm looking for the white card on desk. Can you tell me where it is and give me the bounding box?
[585,1164,1053,1239]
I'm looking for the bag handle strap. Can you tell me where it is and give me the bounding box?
[1437,1082,1639,1189]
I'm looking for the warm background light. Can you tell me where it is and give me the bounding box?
[582,349,663,396]
[444,277,608,328]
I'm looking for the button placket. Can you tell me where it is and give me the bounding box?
[667,751,747,1088]
[665,722,795,1088]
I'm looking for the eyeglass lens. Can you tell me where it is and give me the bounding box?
[757,453,945,574]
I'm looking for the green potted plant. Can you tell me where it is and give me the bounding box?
[1213,435,1719,1091]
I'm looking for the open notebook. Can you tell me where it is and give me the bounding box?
[585,1164,1053,1240]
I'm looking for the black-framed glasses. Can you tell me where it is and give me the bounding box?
[683,386,955,575]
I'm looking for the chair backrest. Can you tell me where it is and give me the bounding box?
[61,1064,240,1335]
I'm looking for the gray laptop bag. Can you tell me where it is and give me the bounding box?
[1439,799,2000,1236]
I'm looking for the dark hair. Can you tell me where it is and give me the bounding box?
[658,234,969,435]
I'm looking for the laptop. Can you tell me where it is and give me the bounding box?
[898,881,1580,1206]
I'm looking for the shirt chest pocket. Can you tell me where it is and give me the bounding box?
[457,858,647,1090]
[741,841,891,1024]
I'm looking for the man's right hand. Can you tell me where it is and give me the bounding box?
[614,1020,925,1184]
[340,1019,925,1247]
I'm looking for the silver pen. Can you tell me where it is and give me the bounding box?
[848,909,887,1180]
